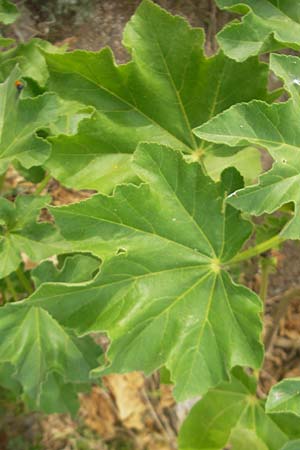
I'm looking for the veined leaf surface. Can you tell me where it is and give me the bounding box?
[24,144,263,401]
[216,0,300,61]
[266,379,300,417]
[44,0,268,192]
[0,67,65,174]
[0,195,68,278]
[0,39,65,85]
[0,305,101,412]
[178,368,300,450]
[195,53,300,239]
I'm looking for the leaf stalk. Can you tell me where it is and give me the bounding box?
[16,266,33,295]
[226,235,284,266]
[35,173,51,196]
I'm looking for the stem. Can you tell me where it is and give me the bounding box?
[35,173,51,196]
[16,266,33,295]
[1,288,7,305]
[264,286,300,352]
[0,171,6,193]
[259,257,271,304]
[5,276,18,302]
[226,235,284,266]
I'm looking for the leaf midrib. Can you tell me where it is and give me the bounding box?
[50,68,192,153]
[55,206,215,260]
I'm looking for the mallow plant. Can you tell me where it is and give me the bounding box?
[2,0,300,448]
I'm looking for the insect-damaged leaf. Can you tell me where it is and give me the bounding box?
[43,0,268,192]
[216,0,300,61]
[25,144,263,401]
[195,53,300,239]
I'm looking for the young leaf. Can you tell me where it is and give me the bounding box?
[0,304,101,412]
[178,368,300,450]
[0,0,19,25]
[194,53,300,239]
[216,1,300,61]
[44,0,268,192]
[0,195,69,279]
[32,254,100,288]
[25,143,263,401]
[266,379,300,417]
[0,66,66,174]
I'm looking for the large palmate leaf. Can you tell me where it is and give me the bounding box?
[216,0,300,61]
[43,0,268,192]
[23,143,263,401]
[0,66,65,174]
[0,0,19,24]
[0,195,68,279]
[178,368,300,450]
[0,304,101,413]
[195,53,300,239]
[266,379,300,417]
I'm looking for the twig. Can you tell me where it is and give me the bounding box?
[259,256,271,304]
[141,387,176,449]
[264,286,300,352]
[35,173,51,196]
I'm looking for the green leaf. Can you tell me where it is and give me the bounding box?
[0,0,19,25]
[32,254,100,288]
[26,143,263,401]
[14,161,46,183]
[178,369,298,450]
[44,0,268,192]
[0,66,67,174]
[204,146,261,183]
[0,304,101,412]
[0,195,69,279]
[194,53,300,239]
[266,379,300,417]
[216,0,300,61]
[0,39,65,85]
[281,441,300,450]
[0,36,14,47]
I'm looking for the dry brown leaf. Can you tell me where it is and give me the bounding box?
[159,385,174,410]
[80,386,117,439]
[41,414,77,450]
[104,372,147,431]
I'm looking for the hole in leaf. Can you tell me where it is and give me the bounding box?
[116,248,127,256]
